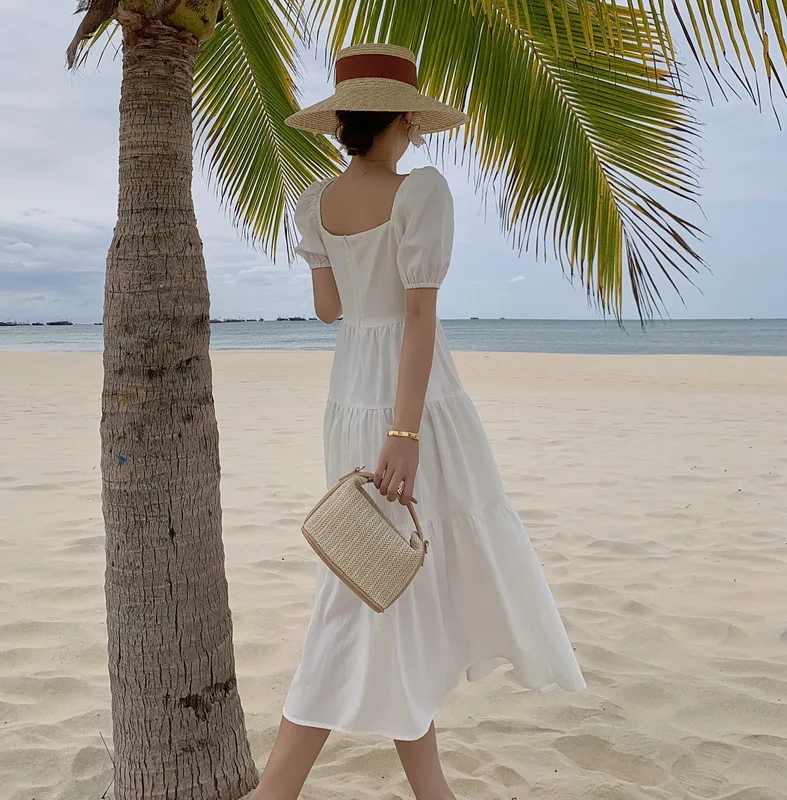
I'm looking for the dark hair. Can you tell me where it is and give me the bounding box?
[335,111,403,156]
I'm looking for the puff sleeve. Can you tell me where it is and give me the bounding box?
[393,167,454,289]
[294,180,331,269]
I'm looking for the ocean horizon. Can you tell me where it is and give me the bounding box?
[0,318,785,356]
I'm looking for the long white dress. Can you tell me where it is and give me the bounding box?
[283,166,585,741]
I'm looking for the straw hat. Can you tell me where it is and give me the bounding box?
[285,43,469,135]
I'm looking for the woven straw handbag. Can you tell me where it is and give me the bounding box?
[302,468,428,613]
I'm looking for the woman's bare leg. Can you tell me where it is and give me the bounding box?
[395,723,455,800]
[251,717,330,800]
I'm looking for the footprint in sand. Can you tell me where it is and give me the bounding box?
[739,734,787,752]
[0,700,18,723]
[671,753,730,798]
[616,680,675,709]
[692,739,738,766]
[70,745,109,779]
[478,763,524,789]
[553,734,666,787]
[714,788,787,800]
[0,620,64,647]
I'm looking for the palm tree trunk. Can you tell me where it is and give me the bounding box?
[101,21,257,800]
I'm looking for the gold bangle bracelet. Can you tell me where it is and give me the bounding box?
[387,429,420,442]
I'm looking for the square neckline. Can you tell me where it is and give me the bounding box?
[317,170,413,239]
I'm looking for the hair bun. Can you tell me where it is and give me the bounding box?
[335,111,402,156]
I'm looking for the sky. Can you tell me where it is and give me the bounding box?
[0,2,785,324]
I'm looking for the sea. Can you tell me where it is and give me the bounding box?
[1,319,785,356]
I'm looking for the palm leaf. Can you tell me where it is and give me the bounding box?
[66,1,119,68]
[193,0,342,255]
[668,0,787,101]
[316,0,786,99]
[310,0,703,317]
[470,0,786,102]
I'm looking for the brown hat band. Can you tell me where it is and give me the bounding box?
[335,53,418,89]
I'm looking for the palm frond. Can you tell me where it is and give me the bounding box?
[466,0,786,103]
[66,0,119,68]
[193,0,343,256]
[666,0,787,102]
[311,0,704,317]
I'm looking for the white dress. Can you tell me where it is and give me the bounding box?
[283,166,585,741]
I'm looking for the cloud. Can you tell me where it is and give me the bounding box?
[0,218,108,321]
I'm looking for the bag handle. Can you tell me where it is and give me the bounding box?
[337,467,426,549]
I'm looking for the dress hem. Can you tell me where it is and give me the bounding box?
[282,655,586,742]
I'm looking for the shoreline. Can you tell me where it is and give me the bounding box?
[0,348,785,357]
[2,318,787,358]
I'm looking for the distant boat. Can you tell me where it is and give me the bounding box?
[31,322,44,326]
[276,316,287,321]
[94,322,103,326]
[210,318,223,323]
[244,318,256,322]
[258,317,265,322]
[309,317,318,321]
[223,317,245,323]
[47,320,73,326]
[289,316,306,322]
[0,321,17,327]
[470,316,479,320]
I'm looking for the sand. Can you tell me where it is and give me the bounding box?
[1,350,786,800]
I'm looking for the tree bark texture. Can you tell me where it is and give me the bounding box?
[101,22,257,799]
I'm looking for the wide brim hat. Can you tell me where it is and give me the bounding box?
[285,43,469,135]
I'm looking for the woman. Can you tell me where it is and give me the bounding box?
[252,43,585,800]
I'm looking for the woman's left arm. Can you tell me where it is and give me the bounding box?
[374,288,437,504]
[374,168,453,505]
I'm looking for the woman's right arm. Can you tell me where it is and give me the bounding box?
[312,268,342,324]
[294,181,339,323]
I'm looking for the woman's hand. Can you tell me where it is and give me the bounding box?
[374,436,419,505]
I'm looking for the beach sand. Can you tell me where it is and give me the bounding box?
[1,350,786,800]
